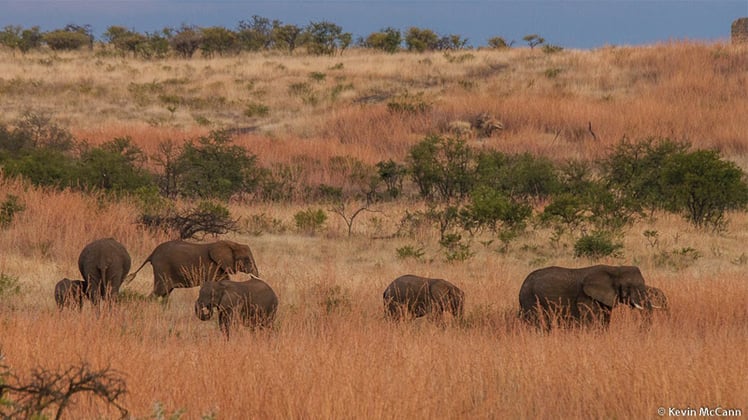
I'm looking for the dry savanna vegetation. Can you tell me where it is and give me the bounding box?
[1,41,747,418]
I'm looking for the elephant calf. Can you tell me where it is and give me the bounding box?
[646,286,669,311]
[54,278,85,311]
[195,278,278,338]
[383,275,465,321]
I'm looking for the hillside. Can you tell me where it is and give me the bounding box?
[0,42,746,418]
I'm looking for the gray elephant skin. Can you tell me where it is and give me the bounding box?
[518,265,653,328]
[195,278,278,337]
[127,240,259,298]
[383,275,465,320]
[78,238,132,305]
[54,278,85,310]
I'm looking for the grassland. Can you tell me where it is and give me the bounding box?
[0,41,747,418]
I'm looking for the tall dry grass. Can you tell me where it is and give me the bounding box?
[1,41,748,418]
[1,178,747,418]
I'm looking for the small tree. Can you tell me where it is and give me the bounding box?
[200,26,237,57]
[408,135,475,202]
[170,25,202,58]
[522,34,545,49]
[487,36,509,49]
[404,27,439,52]
[661,149,748,229]
[305,21,350,55]
[175,131,261,200]
[363,27,401,53]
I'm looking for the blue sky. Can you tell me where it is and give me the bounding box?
[1,1,746,49]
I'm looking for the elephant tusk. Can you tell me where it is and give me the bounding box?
[632,302,644,310]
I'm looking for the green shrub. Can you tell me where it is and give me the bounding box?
[0,273,21,297]
[654,247,701,270]
[440,233,474,262]
[175,131,261,200]
[386,91,431,114]
[0,195,25,228]
[396,245,425,261]
[660,149,748,229]
[244,102,269,118]
[573,231,623,259]
[294,208,327,234]
[408,135,474,201]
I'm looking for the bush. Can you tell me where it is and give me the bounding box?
[573,231,623,259]
[294,208,327,235]
[77,137,152,194]
[408,135,474,201]
[43,29,91,50]
[660,149,748,229]
[0,273,21,297]
[175,131,261,200]
[0,195,25,228]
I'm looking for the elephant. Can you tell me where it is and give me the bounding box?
[54,278,85,311]
[646,285,669,311]
[518,265,653,329]
[78,238,132,305]
[126,239,259,298]
[195,277,278,338]
[383,275,465,321]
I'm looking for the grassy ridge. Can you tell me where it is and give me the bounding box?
[1,41,748,418]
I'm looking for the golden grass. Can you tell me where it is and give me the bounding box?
[1,41,748,417]
[1,179,748,418]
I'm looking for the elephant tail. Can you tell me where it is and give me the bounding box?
[124,253,153,285]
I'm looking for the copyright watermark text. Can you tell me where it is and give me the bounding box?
[658,406,743,417]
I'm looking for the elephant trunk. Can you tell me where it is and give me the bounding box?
[195,303,213,320]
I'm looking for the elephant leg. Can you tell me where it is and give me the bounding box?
[218,309,233,338]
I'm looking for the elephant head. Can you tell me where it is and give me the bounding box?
[429,279,465,318]
[208,240,259,276]
[579,266,651,311]
[195,280,222,321]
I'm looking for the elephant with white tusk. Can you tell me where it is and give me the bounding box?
[518,265,654,329]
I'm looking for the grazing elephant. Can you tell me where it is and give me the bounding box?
[54,278,85,311]
[518,265,653,328]
[126,240,259,298]
[646,285,669,311]
[383,275,465,321]
[79,238,132,305]
[195,277,278,338]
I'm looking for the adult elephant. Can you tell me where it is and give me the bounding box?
[518,265,653,329]
[195,278,278,338]
[383,274,464,321]
[126,240,259,298]
[79,238,132,305]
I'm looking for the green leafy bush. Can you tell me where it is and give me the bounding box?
[660,149,748,229]
[0,195,25,228]
[573,231,623,259]
[175,131,261,200]
[294,208,327,234]
[408,135,474,201]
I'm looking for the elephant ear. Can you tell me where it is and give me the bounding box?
[209,241,235,272]
[582,271,617,308]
